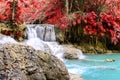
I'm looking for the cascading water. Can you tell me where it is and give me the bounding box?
[24,24,64,59]
[43,25,56,41]
[26,24,56,41]
[24,24,46,51]
[76,49,85,59]
[36,25,45,40]
[26,24,37,39]
[0,24,85,60]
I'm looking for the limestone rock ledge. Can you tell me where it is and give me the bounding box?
[0,43,69,80]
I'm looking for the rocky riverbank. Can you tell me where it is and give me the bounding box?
[55,27,120,54]
[61,43,118,54]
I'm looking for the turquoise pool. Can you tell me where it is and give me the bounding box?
[65,54,120,80]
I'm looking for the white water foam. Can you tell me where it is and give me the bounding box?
[0,36,17,44]
[76,49,85,59]
[44,42,64,59]
[66,64,85,74]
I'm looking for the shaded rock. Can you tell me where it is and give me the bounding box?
[54,27,65,43]
[0,43,70,80]
[69,73,83,80]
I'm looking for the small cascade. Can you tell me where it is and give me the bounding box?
[44,25,56,41]
[26,27,37,39]
[44,42,64,58]
[77,49,85,59]
[24,24,64,59]
[26,24,56,41]
[36,25,45,40]
[0,24,85,60]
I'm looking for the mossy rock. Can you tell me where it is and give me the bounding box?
[0,23,26,41]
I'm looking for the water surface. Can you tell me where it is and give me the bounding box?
[65,54,120,80]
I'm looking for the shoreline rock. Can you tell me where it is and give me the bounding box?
[62,45,83,59]
[69,73,83,80]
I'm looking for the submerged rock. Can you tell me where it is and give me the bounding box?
[0,43,70,80]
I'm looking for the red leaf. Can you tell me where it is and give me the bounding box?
[73,21,77,26]
[77,19,81,24]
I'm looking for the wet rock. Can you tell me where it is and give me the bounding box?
[0,43,70,80]
[62,45,80,59]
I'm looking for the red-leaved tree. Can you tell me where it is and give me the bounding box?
[0,0,12,21]
[0,0,48,24]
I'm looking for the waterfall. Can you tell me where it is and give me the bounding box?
[44,25,56,41]
[24,24,64,59]
[36,25,45,40]
[26,25,37,39]
[0,24,85,60]
[26,24,56,41]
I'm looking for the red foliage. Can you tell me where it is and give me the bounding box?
[105,0,120,16]
[0,0,47,23]
[14,0,47,24]
[100,13,120,44]
[77,19,81,24]
[78,0,120,44]
[0,0,65,26]
[83,0,106,12]
[83,11,120,44]
[41,0,65,24]
[73,21,77,26]
[58,15,70,30]
[0,0,12,21]
[83,11,97,35]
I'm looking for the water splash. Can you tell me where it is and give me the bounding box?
[44,42,64,59]
[76,49,85,59]
[0,36,17,44]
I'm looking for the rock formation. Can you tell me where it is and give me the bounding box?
[0,43,69,80]
[62,45,84,59]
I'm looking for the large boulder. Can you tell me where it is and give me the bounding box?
[62,45,83,59]
[0,43,70,80]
